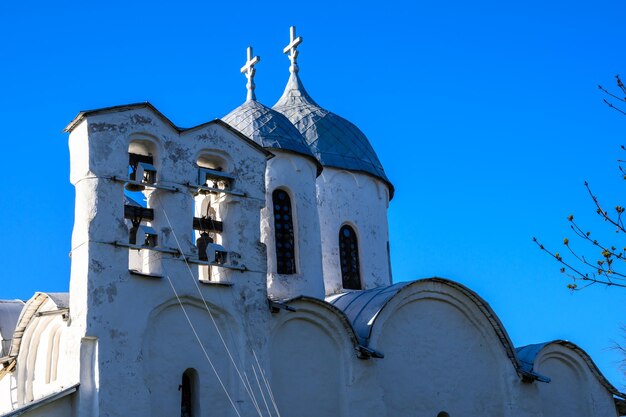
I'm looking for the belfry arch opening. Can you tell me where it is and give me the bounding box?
[127,139,158,192]
[194,154,230,281]
[125,138,160,276]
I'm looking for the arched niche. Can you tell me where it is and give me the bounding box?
[15,311,64,404]
[268,152,316,179]
[142,297,240,417]
[270,300,355,417]
[322,169,360,190]
[45,324,63,384]
[534,346,592,417]
[369,281,513,416]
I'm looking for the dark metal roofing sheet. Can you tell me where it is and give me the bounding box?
[46,293,69,309]
[327,282,411,345]
[515,342,548,375]
[0,300,25,357]
[222,99,321,173]
[516,340,626,397]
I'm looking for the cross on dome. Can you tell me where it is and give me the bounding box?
[240,46,260,101]
[283,26,303,73]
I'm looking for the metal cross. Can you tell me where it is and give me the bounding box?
[283,26,302,72]
[240,46,260,101]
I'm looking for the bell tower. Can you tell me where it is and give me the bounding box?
[65,103,271,416]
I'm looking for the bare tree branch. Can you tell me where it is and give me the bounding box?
[536,75,626,290]
[533,237,626,289]
[599,75,626,115]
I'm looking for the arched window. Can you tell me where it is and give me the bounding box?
[181,369,198,417]
[339,225,361,290]
[273,189,296,274]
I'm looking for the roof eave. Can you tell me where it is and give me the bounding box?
[1,383,79,417]
[63,104,273,159]
[63,102,180,133]
[321,163,395,200]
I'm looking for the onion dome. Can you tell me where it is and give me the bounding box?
[221,47,322,174]
[272,28,394,198]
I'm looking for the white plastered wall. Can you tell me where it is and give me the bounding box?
[533,343,619,417]
[142,297,248,417]
[316,168,391,295]
[367,280,525,417]
[263,151,324,299]
[269,298,355,417]
[66,107,271,417]
[268,280,549,417]
[0,296,74,415]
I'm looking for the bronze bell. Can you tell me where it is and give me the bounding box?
[125,182,145,192]
[196,233,214,261]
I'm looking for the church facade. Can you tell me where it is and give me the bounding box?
[0,27,624,417]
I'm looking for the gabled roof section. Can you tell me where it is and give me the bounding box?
[327,278,547,382]
[46,293,69,309]
[8,292,68,358]
[273,72,394,198]
[516,340,626,399]
[64,102,176,133]
[64,102,273,158]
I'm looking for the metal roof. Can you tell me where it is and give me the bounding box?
[0,300,25,357]
[516,343,548,375]
[327,282,411,346]
[516,340,626,399]
[222,99,322,175]
[8,293,69,358]
[327,278,549,382]
[273,72,394,198]
[46,293,69,309]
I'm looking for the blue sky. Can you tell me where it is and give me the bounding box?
[1,0,625,388]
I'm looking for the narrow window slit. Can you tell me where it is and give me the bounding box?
[273,189,296,274]
[339,225,361,290]
[180,369,197,417]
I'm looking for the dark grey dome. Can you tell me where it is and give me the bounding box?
[273,72,393,198]
[222,99,322,174]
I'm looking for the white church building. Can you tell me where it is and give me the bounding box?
[1,27,625,417]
